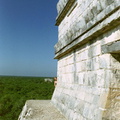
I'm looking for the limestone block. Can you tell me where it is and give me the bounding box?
[96,70,105,88]
[57,0,68,14]
[62,74,67,83]
[102,41,120,54]
[66,65,69,73]
[67,29,73,38]
[94,44,101,56]
[64,74,68,83]
[88,105,99,120]
[83,10,90,23]
[69,56,74,65]
[87,71,97,87]
[96,9,106,22]
[72,112,80,120]
[87,22,93,29]
[62,66,66,74]
[63,67,66,74]
[60,94,67,105]
[69,90,77,99]
[79,0,86,12]
[87,8,94,21]
[74,84,80,91]
[104,70,111,88]
[75,53,81,62]
[74,21,80,32]
[61,104,68,117]
[69,110,75,120]
[83,102,91,118]
[105,3,116,15]
[91,1,98,16]
[86,86,93,94]
[73,89,79,99]
[98,88,109,109]
[91,0,102,16]
[74,99,85,114]
[92,57,99,70]
[77,17,86,29]
[88,46,94,58]
[69,73,74,83]
[103,8,120,27]
[99,0,109,9]
[56,102,65,114]
[92,95,100,105]
[99,54,111,69]
[86,59,94,71]
[77,72,85,85]
[71,26,76,36]
[82,0,88,10]
[67,96,76,110]
[77,89,85,101]
[88,44,101,58]
[96,0,103,14]
[65,109,72,120]
[84,93,94,103]
[57,3,61,14]
[102,26,120,45]
[106,0,114,5]
[114,0,120,7]
[76,62,86,72]
[111,69,120,88]
[65,74,69,83]
[80,50,88,61]
[64,59,67,66]
[18,104,27,120]
[64,89,70,95]
[68,64,74,73]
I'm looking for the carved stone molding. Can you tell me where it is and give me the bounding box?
[56,0,76,26]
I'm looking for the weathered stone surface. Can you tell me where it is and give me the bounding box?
[54,10,120,58]
[56,0,76,26]
[18,100,66,120]
[102,88,120,120]
[54,0,120,58]
[52,0,120,120]
[102,40,120,54]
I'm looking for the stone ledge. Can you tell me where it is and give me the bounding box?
[18,100,66,120]
[102,40,120,54]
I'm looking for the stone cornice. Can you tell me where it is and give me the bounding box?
[55,0,76,26]
[102,40,120,54]
[54,8,120,59]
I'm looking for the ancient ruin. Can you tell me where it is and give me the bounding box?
[51,0,120,119]
[19,0,120,120]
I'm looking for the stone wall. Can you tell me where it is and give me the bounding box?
[55,0,120,57]
[52,0,120,120]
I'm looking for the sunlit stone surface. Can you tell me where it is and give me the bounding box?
[52,0,120,120]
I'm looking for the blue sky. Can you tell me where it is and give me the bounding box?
[0,0,58,77]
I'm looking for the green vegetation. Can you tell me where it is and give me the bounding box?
[0,76,55,120]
